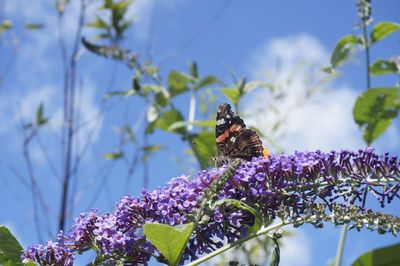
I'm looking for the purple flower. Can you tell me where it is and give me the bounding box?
[22,233,74,266]
[23,148,400,265]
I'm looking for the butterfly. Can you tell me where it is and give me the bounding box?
[215,103,268,164]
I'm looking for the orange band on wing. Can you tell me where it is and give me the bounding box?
[216,124,243,143]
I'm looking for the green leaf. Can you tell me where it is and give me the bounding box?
[132,74,141,92]
[168,71,192,97]
[103,89,137,99]
[81,38,137,68]
[352,243,400,266]
[353,87,400,145]
[155,91,169,108]
[0,226,24,266]
[146,109,185,134]
[190,130,216,168]
[25,23,44,30]
[322,65,335,74]
[86,17,109,29]
[167,120,215,132]
[371,22,400,43]
[103,151,123,160]
[36,103,48,126]
[221,87,240,106]
[0,20,12,34]
[212,199,262,234]
[269,238,280,266]
[1,20,12,29]
[369,58,400,76]
[194,76,221,90]
[330,35,360,68]
[244,80,270,93]
[142,145,165,152]
[144,223,195,266]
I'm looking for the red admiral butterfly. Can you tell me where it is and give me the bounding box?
[215,103,269,162]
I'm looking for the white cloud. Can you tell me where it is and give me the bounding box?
[244,34,369,153]
[281,87,365,152]
[280,229,311,266]
[250,33,328,81]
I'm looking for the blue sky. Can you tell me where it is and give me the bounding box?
[0,1,399,265]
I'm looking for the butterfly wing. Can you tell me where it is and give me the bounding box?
[215,103,264,160]
[229,128,264,160]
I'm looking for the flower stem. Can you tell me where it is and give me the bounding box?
[187,221,287,266]
[362,18,371,89]
[334,223,349,266]
[187,88,196,132]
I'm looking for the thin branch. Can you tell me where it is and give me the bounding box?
[58,0,86,232]
[362,19,371,89]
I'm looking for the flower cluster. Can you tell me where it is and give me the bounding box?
[22,233,74,266]
[22,148,400,265]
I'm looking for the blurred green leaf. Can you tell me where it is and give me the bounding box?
[132,74,141,92]
[106,0,133,39]
[168,71,192,97]
[155,92,169,107]
[352,243,400,266]
[82,38,137,67]
[113,1,131,11]
[142,145,165,152]
[190,130,216,168]
[103,151,123,160]
[25,22,44,30]
[222,87,240,106]
[103,89,137,99]
[330,35,360,68]
[371,22,400,43]
[0,20,12,33]
[167,120,215,132]
[269,238,280,266]
[146,109,185,134]
[36,103,48,126]
[369,58,400,76]
[0,226,24,266]
[194,76,221,90]
[144,223,195,266]
[141,85,169,107]
[86,17,109,29]
[353,87,400,145]
[244,80,270,93]
[212,199,262,234]
[322,65,335,74]
[103,0,113,9]
[142,85,163,95]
